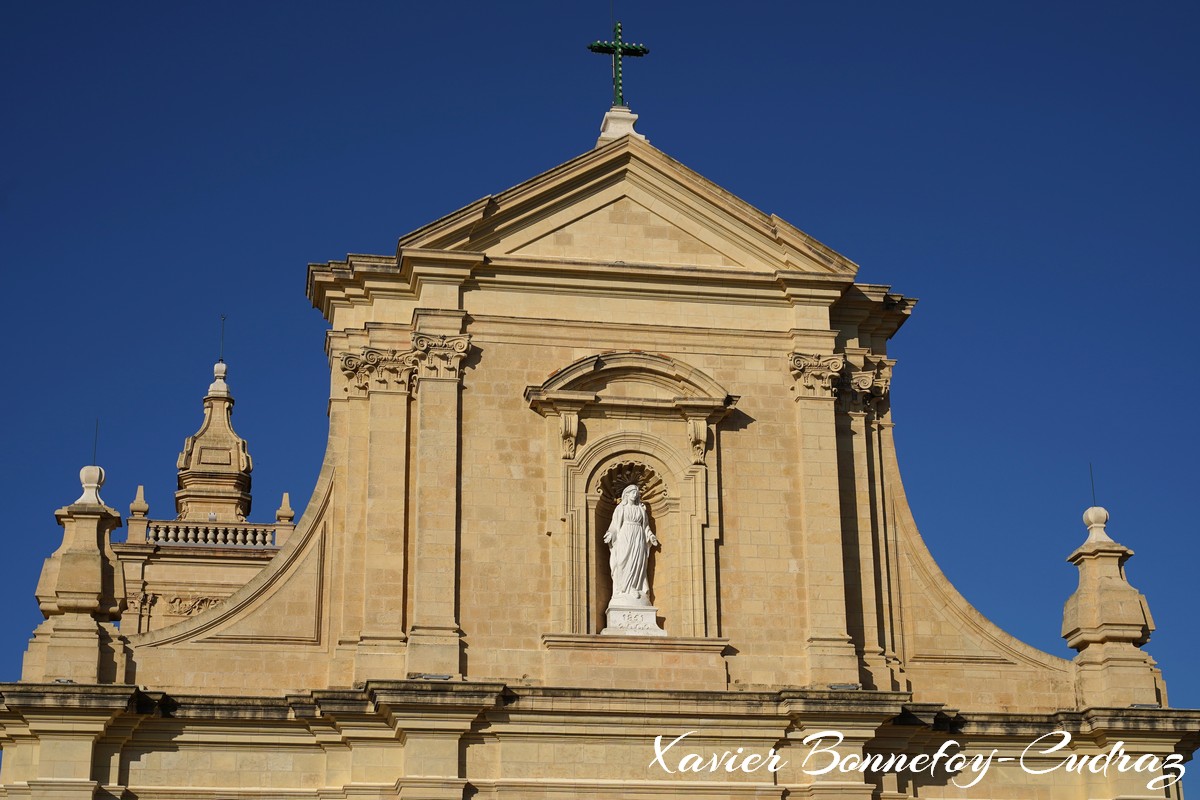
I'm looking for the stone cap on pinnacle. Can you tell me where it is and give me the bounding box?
[596,105,647,148]
[1082,505,1114,544]
[174,361,254,522]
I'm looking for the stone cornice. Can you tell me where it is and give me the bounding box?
[308,251,481,322]
[310,250,857,325]
[831,283,917,345]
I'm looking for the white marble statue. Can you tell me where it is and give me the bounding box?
[603,484,659,604]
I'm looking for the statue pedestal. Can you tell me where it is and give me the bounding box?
[602,601,667,637]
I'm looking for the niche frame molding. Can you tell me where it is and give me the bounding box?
[526,351,738,637]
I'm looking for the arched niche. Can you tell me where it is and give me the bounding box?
[592,460,671,633]
[526,352,736,638]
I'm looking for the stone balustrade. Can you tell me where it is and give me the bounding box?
[143,521,280,548]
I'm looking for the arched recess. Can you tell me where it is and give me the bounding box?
[526,352,737,638]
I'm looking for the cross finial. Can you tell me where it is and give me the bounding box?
[588,21,649,108]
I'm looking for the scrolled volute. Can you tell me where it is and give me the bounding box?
[789,352,845,398]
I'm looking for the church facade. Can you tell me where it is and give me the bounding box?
[2,113,1196,799]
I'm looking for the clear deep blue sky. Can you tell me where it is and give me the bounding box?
[2,0,1197,730]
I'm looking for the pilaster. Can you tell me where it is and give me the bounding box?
[835,349,888,688]
[332,328,422,679]
[406,312,472,678]
[789,353,859,686]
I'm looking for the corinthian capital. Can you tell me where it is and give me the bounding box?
[340,348,421,394]
[411,333,472,384]
[789,353,845,399]
[339,334,472,396]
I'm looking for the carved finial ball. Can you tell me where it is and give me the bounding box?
[1083,506,1109,528]
[208,361,231,397]
[75,464,106,505]
[80,465,105,490]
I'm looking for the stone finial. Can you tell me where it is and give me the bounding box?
[74,465,106,505]
[208,360,231,398]
[129,484,149,518]
[1062,506,1163,707]
[1082,505,1114,544]
[175,361,254,523]
[276,492,295,524]
[597,105,647,148]
[24,465,130,682]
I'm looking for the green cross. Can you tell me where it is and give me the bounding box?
[587,22,649,108]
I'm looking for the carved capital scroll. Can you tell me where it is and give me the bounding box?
[838,364,876,414]
[411,333,471,384]
[836,357,896,415]
[340,334,472,395]
[789,352,845,399]
[340,348,420,394]
[873,359,894,399]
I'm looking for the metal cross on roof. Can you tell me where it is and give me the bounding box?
[587,21,649,108]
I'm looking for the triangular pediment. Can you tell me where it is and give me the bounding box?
[396,136,857,276]
[514,196,736,268]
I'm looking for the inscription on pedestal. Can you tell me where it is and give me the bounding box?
[602,603,667,637]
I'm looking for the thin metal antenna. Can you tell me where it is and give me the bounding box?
[92,418,99,465]
[219,314,227,363]
[1089,462,1097,506]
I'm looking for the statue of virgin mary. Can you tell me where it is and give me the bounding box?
[603,484,659,604]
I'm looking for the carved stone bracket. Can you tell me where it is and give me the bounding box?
[560,412,580,459]
[789,353,845,399]
[340,334,472,395]
[685,418,707,465]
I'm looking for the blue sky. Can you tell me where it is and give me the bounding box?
[2,0,1197,751]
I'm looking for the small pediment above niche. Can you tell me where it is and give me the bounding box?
[525,352,738,417]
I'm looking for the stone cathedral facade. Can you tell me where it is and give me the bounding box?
[2,115,1197,799]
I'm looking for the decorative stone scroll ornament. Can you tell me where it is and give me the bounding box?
[165,595,223,617]
[411,333,471,381]
[838,365,877,414]
[789,353,846,398]
[595,461,665,506]
[131,592,157,614]
[686,418,707,465]
[873,359,895,410]
[340,334,472,395]
[836,357,896,415]
[340,348,420,393]
[560,413,579,459]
